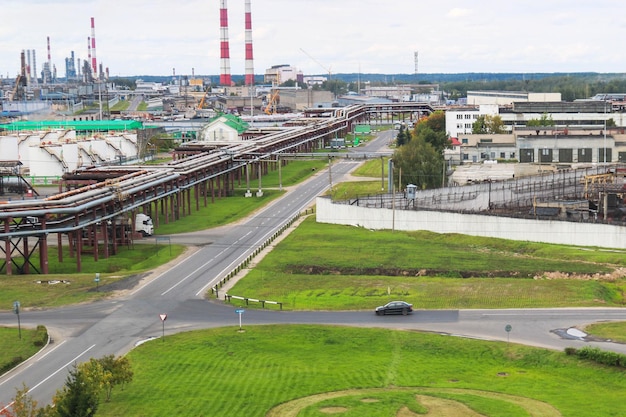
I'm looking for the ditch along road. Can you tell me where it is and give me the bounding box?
[2,129,626,407]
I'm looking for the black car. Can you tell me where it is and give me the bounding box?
[375,301,413,316]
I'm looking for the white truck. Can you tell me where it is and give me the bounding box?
[134,213,154,236]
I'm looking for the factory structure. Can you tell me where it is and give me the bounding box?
[2,1,626,201]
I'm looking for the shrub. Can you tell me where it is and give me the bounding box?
[33,325,48,347]
[564,347,577,356]
[575,346,626,368]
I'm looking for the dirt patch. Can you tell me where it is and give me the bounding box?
[535,267,626,281]
[265,387,562,417]
[319,406,348,414]
[285,265,535,278]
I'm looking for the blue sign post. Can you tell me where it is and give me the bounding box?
[13,301,21,339]
[235,309,245,331]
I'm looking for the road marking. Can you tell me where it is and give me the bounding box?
[37,340,66,361]
[162,231,253,296]
[29,344,96,393]
[0,340,68,391]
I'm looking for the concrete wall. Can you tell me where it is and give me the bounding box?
[316,196,626,249]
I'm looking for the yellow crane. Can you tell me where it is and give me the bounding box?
[264,88,280,115]
[197,86,210,109]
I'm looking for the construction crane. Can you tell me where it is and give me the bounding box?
[197,86,211,109]
[264,88,280,115]
[300,48,332,81]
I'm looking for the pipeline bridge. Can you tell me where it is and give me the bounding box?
[0,102,434,275]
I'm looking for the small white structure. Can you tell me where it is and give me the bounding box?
[197,114,249,142]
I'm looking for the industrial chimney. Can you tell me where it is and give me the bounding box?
[90,17,98,79]
[219,0,232,86]
[244,0,254,86]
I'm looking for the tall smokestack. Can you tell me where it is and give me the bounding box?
[20,50,27,80]
[27,49,32,83]
[32,50,37,85]
[90,17,97,78]
[87,37,91,71]
[46,36,52,83]
[219,0,232,86]
[244,0,254,86]
[47,36,51,66]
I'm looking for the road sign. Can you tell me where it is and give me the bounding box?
[505,324,512,333]
[159,314,167,322]
[13,301,21,339]
[235,309,245,330]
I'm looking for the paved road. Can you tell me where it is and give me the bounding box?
[1,129,626,408]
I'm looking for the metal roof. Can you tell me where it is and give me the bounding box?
[0,119,144,132]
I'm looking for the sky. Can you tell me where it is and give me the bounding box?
[2,0,626,79]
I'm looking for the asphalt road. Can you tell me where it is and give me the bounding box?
[2,130,626,408]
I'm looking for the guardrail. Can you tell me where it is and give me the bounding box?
[211,208,315,308]
[223,294,282,310]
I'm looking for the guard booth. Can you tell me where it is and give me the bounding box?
[406,184,417,200]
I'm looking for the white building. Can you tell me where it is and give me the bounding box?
[264,65,303,85]
[197,114,249,142]
[467,91,561,106]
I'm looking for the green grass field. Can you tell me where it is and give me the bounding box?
[95,325,626,417]
[0,244,186,309]
[0,327,46,376]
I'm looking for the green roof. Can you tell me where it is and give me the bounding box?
[210,113,249,134]
[0,119,144,132]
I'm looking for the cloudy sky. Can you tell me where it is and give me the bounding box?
[2,0,626,79]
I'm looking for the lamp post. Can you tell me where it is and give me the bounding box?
[603,97,606,165]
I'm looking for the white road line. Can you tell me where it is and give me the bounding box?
[29,344,96,393]
[0,341,68,390]
[37,340,66,361]
[162,230,253,296]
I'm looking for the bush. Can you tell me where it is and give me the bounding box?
[564,347,577,356]
[574,346,626,368]
[33,325,48,347]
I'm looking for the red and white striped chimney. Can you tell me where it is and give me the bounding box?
[47,36,51,65]
[90,17,97,78]
[87,36,91,70]
[219,0,232,86]
[244,0,254,86]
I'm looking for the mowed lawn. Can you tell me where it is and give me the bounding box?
[97,325,626,417]
[226,217,626,310]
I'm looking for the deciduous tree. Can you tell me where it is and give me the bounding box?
[54,364,100,417]
[392,136,443,190]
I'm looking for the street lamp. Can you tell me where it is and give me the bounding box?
[603,97,606,165]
